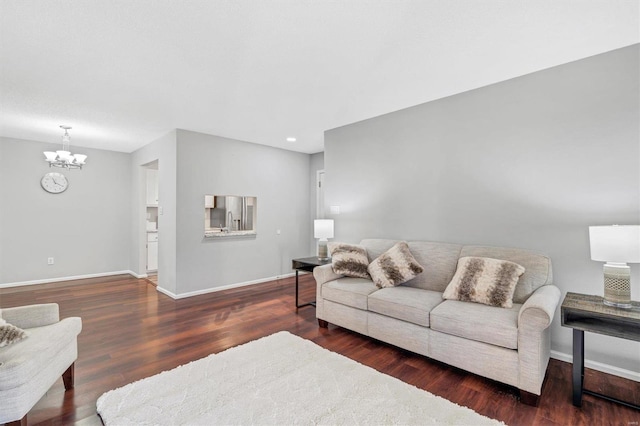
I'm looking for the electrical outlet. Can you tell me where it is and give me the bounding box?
[276,229,281,235]
[47,257,54,265]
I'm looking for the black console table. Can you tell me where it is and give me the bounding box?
[291,257,331,308]
[561,292,640,410]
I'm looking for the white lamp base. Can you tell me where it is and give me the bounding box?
[317,239,329,260]
[602,263,632,309]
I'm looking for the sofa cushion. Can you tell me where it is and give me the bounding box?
[367,242,424,288]
[321,278,379,310]
[0,318,27,348]
[368,287,443,327]
[443,257,525,308]
[430,300,521,350]
[328,242,370,279]
[0,317,82,390]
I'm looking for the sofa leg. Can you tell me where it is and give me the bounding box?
[62,363,75,390]
[520,390,540,406]
[318,319,328,328]
[7,414,27,426]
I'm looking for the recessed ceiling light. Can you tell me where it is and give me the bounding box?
[286,137,296,142]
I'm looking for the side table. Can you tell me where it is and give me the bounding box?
[291,257,331,308]
[561,292,640,410]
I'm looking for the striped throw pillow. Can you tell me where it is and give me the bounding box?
[0,317,28,348]
[367,241,424,288]
[328,242,370,278]
[443,257,525,308]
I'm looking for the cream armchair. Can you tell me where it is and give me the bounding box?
[0,304,82,426]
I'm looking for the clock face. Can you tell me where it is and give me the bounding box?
[41,172,69,194]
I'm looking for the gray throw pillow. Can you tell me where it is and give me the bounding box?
[443,256,525,308]
[367,241,424,288]
[0,317,28,347]
[328,242,370,278]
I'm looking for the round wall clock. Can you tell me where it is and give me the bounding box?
[41,172,69,194]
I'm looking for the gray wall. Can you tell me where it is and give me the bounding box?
[324,45,640,373]
[0,136,131,284]
[174,130,311,295]
[130,131,178,294]
[309,152,325,254]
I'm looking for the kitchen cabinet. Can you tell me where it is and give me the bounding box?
[147,232,158,271]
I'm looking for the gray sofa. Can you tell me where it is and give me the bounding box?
[314,239,561,405]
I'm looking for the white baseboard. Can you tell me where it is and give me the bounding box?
[550,350,640,381]
[156,272,296,300]
[130,271,148,279]
[0,270,140,288]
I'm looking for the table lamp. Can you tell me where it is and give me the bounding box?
[589,225,640,308]
[314,219,334,260]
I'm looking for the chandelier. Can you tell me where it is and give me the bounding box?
[43,125,87,169]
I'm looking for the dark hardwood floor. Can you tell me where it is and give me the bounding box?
[1,274,638,426]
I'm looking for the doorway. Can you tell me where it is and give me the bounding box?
[143,161,159,279]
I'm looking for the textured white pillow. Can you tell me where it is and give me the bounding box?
[0,317,28,348]
[328,242,370,278]
[443,257,525,308]
[367,242,424,288]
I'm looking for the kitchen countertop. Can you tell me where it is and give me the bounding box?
[204,229,256,238]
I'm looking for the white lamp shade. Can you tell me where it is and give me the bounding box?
[314,219,334,239]
[44,151,57,161]
[589,225,640,263]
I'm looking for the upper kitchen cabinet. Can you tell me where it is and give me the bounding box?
[146,169,159,206]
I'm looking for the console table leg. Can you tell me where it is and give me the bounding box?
[572,329,585,407]
[295,270,300,308]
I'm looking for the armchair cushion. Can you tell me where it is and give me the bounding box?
[0,317,81,390]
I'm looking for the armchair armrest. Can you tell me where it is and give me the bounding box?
[1,303,60,329]
[518,285,561,330]
[313,264,343,286]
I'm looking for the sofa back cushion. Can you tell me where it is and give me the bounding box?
[459,246,552,303]
[360,239,462,292]
[359,239,553,301]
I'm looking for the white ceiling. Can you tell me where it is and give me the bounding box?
[1,1,638,154]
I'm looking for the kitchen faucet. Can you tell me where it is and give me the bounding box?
[227,211,234,232]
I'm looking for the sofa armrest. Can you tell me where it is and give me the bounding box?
[0,303,60,329]
[313,264,343,286]
[517,285,561,395]
[518,285,561,330]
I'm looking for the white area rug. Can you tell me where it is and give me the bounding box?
[97,331,504,425]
